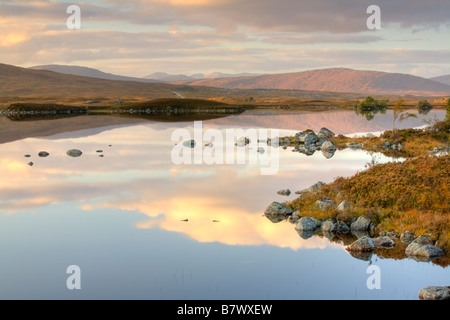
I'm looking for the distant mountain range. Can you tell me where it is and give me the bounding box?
[6,64,449,97]
[30,65,159,83]
[430,74,450,86]
[142,71,261,82]
[172,68,450,96]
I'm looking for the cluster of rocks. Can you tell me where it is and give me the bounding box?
[372,141,404,151]
[267,127,337,158]
[25,148,109,166]
[292,128,337,158]
[263,195,445,262]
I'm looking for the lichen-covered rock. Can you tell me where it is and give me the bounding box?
[316,198,336,211]
[372,236,395,248]
[317,127,335,139]
[350,216,371,231]
[295,217,321,231]
[346,236,374,252]
[400,231,415,244]
[405,235,445,259]
[337,200,351,212]
[419,286,450,300]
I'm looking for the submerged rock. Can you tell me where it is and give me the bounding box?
[405,235,445,259]
[66,149,83,157]
[419,286,450,300]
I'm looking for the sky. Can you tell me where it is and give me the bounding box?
[1,0,450,78]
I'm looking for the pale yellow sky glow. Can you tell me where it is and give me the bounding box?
[0,1,450,79]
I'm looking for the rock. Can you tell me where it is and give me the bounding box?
[277,189,291,196]
[405,235,445,259]
[257,147,265,154]
[296,229,316,240]
[96,150,103,153]
[295,217,321,231]
[289,211,301,224]
[400,231,415,244]
[315,198,336,211]
[66,149,83,157]
[283,138,291,146]
[335,221,350,233]
[351,216,372,231]
[27,162,33,167]
[38,151,49,157]
[321,148,335,159]
[264,202,293,223]
[346,142,363,149]
[235,137,250,147]
[295,130,318,145]
[24,155,31,158]
[419,286,450,300]
[182,140,196,148]
[308,181,326,193]
[337,200,351,212]
[372,236,395,248]
[317,127,335,139]
[380,230,399,239]
[321,140,336,151]
[321,220,335,232]
[346,236,374,252]
[267,138,280,147]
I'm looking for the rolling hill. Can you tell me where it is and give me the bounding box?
[430,74,450,86]
[30,65,159,83]
[172,68,450,96]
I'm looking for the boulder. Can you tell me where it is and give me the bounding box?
[317,127,335,139]
[308,181,326,193]
[295,217,321,231]
[264,202,293,223]
[346,236,374,252]
[351,216,372,231]
[321,220,335,232]
[316,198,336,211]
[66,149,83,157]
[335,221,350,233]
[277,189,291,196]
[405,235,445,259]
[372,236,395,248]
[321,140,336,151]
[419,286,450,300]
[295,130,318,145]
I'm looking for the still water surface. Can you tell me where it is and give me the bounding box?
[0,109,448,300]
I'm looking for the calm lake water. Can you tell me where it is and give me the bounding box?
[0,109,448,300]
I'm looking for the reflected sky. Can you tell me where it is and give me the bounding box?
[0,109,448,300]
